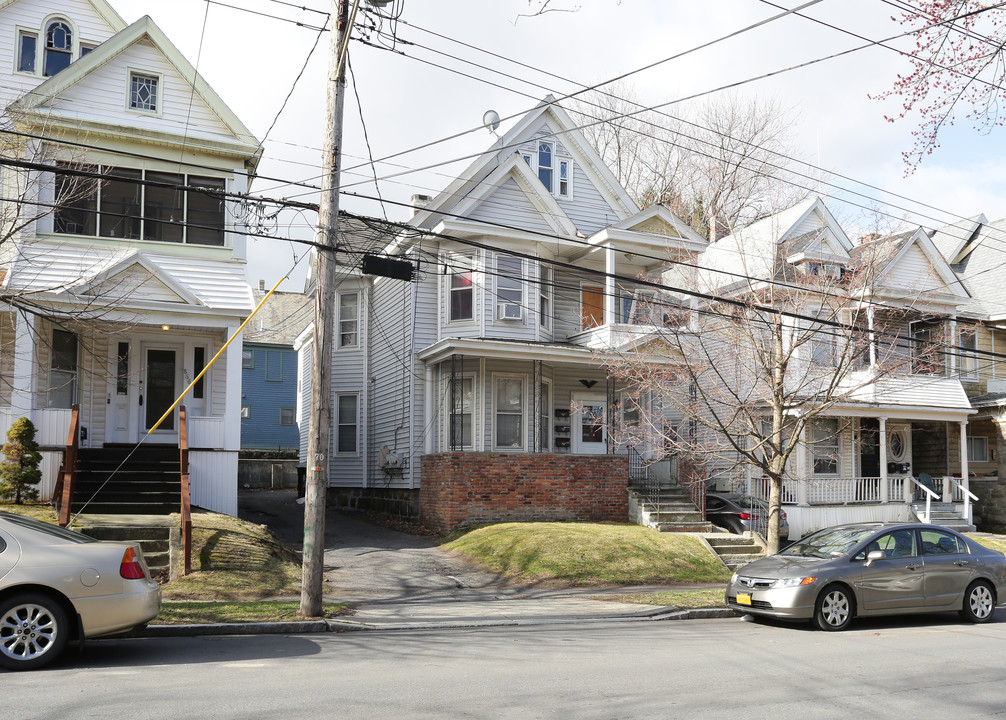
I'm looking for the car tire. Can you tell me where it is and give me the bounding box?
[725,518,744,535]
[960,580,996,624]
[0,593,70,671]
[813,584,853,631]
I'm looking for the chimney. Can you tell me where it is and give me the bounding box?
[410,194,432,217]
[858,233,881,245]
[708,215,728,243]
[258,279,265,291]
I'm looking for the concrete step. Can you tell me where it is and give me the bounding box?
[720,553,765,569]
[653,522,715,533]
[707,542,762,555]
[74,515,177,580]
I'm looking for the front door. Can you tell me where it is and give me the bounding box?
[106,340,132,444]
[143,345,180,439]
[859,417,880,477]
[572,393,607,454]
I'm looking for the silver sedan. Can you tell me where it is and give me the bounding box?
[725,522,1006,631]
[0,511,161,670]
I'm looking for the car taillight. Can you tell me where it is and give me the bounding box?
[120,547,147,580]
[738,513,752,520]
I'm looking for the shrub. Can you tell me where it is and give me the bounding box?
[0,417,42,504]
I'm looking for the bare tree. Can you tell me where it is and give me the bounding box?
[607,225,928,553]
[570,89,809,238]
[872,1,1006,171]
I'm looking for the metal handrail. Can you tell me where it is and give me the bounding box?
[56,405,80,527]
[179,406,192,576]
[909,476,940,524]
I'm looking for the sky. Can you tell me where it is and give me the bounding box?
[116,0,1006,290]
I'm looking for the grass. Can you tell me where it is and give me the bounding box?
[0,501,347,623]
[597,588,726,609]
[442,522,733,585]
[157,601,349,624]
[969,534,1006,554]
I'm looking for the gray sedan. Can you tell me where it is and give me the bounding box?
[725,522,1006,631]
[0,511,161,670]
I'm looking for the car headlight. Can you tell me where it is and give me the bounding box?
[775,576,816,588]
[731,572,739,584]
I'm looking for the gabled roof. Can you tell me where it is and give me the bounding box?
[11,15,260,163]
[610,204,706,245]
[65,249,203,306]
[854,227,969,308]
[450,151,577,237]
[411,96,638,231]
[930,214,986,264]
[698,197,850,291]
[0,0,126,32]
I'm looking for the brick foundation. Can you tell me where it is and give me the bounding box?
[420,452,629,532]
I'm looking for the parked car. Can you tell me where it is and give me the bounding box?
[706,493,789,539]
[0,511,161,671]
[725,522,1006,631]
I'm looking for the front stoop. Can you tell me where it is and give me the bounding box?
[910,502,976,533]
[703,533,766,571]
[628,486,713,533]
[73,514,179,581]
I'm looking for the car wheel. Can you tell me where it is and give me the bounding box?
[960,581,996,624]
[0,593,70,671]
[725,518,744,535]
[814,584,853,631]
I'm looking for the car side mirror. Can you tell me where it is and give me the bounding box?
[864,550,886,567]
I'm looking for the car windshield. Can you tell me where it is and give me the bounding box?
[0,512,96,544]
[779,526,877,559]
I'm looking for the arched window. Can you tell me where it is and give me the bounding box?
[44,20,72,76]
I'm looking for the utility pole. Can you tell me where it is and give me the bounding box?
[301,0,351,618]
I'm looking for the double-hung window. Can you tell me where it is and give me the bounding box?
[337,394,358,453]
[959,327,978,381]
[17,30,37,73]
[810,418,839,475]
[537,142,553,192]
[449,256,474,321]
[967,436,989,463]
[48,329,78,409]
[43,20,72,76]
[448,376,474,449]
[496,255,523,320]
[495,376,524,449]
[558,159,570,197]
[339,292,359,347]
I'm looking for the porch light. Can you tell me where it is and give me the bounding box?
[161,324,171,331]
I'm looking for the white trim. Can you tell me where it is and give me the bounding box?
[335,392,359,456]
[492,372,527,451]
[336,290,360,349]
[442,371,478,452]
[126,68,163,117]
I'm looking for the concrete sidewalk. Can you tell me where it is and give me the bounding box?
[140,490,735,637]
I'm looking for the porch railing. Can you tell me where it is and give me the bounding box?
[179,406,192,576]
[947,476,978,523]
[55,404,80,527]
[911,476,940,523]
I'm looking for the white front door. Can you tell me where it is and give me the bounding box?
[572,393,607,454]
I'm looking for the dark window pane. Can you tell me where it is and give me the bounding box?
[143,171,184,242]
[18,33,36,73]
[53,167,97,235]
[146,349,176,430]
[43,49,70,76]
[116,342,129,395]
[186,176,225,245]
[193,346,205,399]
[99,168,142,239]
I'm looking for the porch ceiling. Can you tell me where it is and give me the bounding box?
[417,337,678,367]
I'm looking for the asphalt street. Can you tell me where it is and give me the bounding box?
[9,614,1006,719]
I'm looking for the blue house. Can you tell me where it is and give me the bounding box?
[241,288,312,451]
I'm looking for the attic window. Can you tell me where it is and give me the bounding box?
[129,72,159,112]
[43,20,72,76]
[526,141,572,199]
[17,30,37,73]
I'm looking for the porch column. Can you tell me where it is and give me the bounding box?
[11,310,36,420]
[879,417,889,503]
[797,423,809,506]
[604,244,616,326]
[960,420,970,514]
[223,325,242,451]
[424,363,435,454]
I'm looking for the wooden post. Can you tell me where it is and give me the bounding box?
[301,0,350,618]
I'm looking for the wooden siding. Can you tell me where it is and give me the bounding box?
[0,0,118,108]
[240,343,300,450]
[51,37,236,142]
[467,177,554,234]
[296,335,312,467]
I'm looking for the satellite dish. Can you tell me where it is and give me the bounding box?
[366,0,393,6]
[483,109,501,133]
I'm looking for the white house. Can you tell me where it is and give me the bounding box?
[0,0,260,516]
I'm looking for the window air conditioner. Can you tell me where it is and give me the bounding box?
[497,303,522,320]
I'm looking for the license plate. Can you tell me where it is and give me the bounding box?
[736,592,752,606]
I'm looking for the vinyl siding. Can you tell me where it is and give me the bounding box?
[467,177,554,235]
[240,343,300,450]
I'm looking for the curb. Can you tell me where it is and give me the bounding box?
[139,607,738,637]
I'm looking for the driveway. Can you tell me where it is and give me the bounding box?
[238,490,514,604]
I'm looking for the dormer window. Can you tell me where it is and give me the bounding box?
[806,262,844,280]
[524,141,572,198]
[43,20,72,76]
[129,72,159,112]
